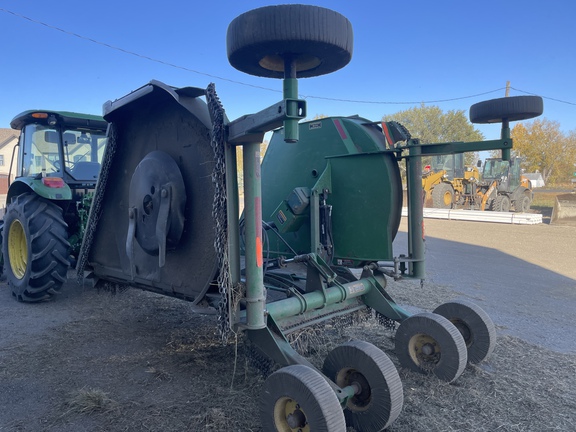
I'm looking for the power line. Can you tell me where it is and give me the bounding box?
[0,7,280,94]
[510,87,576,106]
[301,88,507,104]
[2,7,575,107]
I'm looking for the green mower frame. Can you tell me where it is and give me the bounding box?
[76,5,544,431]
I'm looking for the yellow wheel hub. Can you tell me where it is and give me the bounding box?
[8,219,28,280]
[443,190,452,206]
[408,333,441,370]
[273,397,310,432]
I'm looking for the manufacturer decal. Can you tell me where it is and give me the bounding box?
[348,283,365,294]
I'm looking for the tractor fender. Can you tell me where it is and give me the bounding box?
[6,177,72,206]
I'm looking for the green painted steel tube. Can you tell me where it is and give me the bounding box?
[265,277,377,321]
[406,143,425,279]
[501,120,511,161]
[243,142,266,329]
[283,58,299,143]
[225,140,241,315]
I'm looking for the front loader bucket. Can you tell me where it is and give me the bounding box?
[551,193,576,224]
[79,80,218,304]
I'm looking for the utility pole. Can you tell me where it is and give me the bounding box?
[505,81,510,97]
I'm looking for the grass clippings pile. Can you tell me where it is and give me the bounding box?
[64,388,119,415]
[1,282,575,432]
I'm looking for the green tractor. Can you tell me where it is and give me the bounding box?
[1,110,107,301]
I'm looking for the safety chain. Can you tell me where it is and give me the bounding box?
[392,121,412,142]
[206,83,236,343]
[76,123,119,283]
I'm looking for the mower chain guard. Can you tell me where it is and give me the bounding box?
[85,80,218,304]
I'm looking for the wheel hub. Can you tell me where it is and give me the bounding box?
[408,333,441,369]
[421,343,435,356]
[274,397,309,431]
[286,409,306,428]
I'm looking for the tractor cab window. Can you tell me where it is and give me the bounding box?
[483,159,509,180]
[21,124,61,177]
[62,129,107,180]
[431,154,464,181]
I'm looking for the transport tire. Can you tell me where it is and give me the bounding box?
[227,4,353,78]
[261,364,346,431]
[395,312,467,383]
[470,95,543,124]
[434,300,496,364]
[323,340,403,431]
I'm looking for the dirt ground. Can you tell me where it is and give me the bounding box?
[1,219,575,431]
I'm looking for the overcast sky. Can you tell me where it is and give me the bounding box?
[1,0,574,140]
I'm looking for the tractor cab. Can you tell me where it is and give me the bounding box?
[481,157,522,192]
[2,110,108,300]
[430,154,465,180]
[10,110,108,193]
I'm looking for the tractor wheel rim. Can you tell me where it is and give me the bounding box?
[408,333,441,370]
[8,219,28,280]
[273,397,310,432]
[443,191,452,206]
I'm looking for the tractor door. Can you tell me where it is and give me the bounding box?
[508,158,522,191]
[61,129,107,184]
[18,123,63,178]
[454,153,465,179]
[483,159,511,192]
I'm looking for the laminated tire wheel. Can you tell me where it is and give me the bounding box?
[434,299,496,364]
[470,95,543,124]
[261,364,346,431]
[227,4,353,78]
[395,312,467,382]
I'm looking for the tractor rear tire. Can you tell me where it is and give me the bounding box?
[227,4,353,78]
[3,193,70,302]
[431,183,454,209]
[469,95,543,124]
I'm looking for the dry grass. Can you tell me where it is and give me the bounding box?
[1,285,575,432]
[64,387,118,415]
[531,191,558,208]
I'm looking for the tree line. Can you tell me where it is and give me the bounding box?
[382,105,576,185]
[237,105,574,187]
